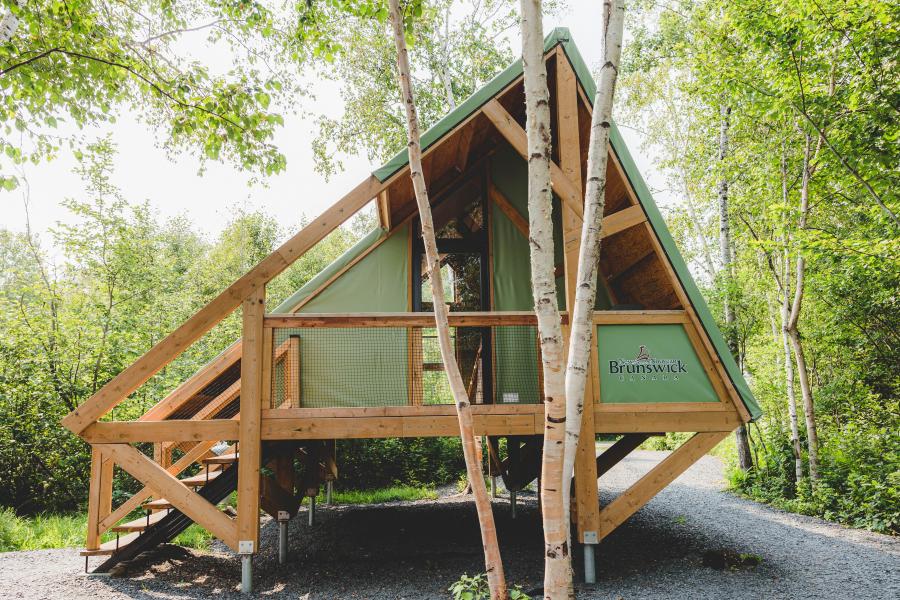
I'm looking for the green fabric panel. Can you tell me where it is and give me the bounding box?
[269,227,410,408]
[299,226,409,312]
[272,227,386,313]
[597,324,718,404]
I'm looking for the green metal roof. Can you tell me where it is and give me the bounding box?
[371,27,762,420]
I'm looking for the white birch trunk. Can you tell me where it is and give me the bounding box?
[518,1,571,596]
[561,0,624,539]
[387,2,507,597]
[786,132,819,482]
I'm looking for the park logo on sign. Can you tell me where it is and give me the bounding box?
[608,345,687,382]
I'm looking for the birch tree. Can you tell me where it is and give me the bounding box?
[518,0,571,596]
[717,104,754,471]
[561,0,625,537]
[519,1,624,597]
[386,1,508,597]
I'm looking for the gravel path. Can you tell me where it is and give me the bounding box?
[1,450,897,599]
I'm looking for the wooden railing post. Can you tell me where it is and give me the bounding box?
[238,287,265,557]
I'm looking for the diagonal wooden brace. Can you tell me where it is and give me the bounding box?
[103,443,238,551]
[598,431,729,540]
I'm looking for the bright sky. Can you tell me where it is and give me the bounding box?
[0,1,667,247]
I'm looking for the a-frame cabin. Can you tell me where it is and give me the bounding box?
[66,28,761,587]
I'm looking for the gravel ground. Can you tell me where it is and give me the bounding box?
[1,450,897,599]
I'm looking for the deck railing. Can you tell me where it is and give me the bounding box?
[262,311,551,410]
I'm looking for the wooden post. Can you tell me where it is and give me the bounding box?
[556,49,601,544]
[408,327,423,405]
[99,452,114,523]
[287,336,301,408]
[85,447,103,550]
[238,287,265,555]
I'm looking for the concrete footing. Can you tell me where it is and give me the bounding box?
[583,543,597,584]
[241,554,253,594]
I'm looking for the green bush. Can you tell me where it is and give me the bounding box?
[448,573,531,600]
[727,424,899,534]
[336,437,466,489]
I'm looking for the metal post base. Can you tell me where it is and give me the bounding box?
[490,476,497,499]
[326,481,333,505]
[510,490,517,519]
[277,519,289,565]
[308,496,316,526]
[241,554,253,594]
[583,543,597,584]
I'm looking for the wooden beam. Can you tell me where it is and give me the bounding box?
[601,204,647,238]
[62,175,385,435]
[260,414,539,440]
[83,420,238,443]
[597,431,729,539]
[238,288,265,552]
[593,410,740,433]
[455,122,475,172]
[595,434,652,477]
[556,47,602,545]
[482,99,584,221]
[99,440,218,532]
[85,447,103,550]
[103,443,238,550]
[488,184,529,238]
[264,311,566,328]
[592,310,688,324]
[140,342,242,422]
[377,190,391,231]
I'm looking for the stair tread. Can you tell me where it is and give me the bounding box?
[202,452,238,465]
[80,531,140,556]
[179,469,223,486]
[111,509,168,533]
[142,498,174,511]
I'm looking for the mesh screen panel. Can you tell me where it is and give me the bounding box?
[267,324,542,408]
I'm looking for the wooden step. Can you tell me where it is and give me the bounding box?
[80,531,140,556]
[179,469,223,487]
[142,498,174,512]
[111,509,168,533]
[202,452,238,465]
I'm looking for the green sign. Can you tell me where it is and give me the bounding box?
[596,324,719,404]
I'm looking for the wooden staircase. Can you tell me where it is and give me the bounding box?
[84,448,254,573]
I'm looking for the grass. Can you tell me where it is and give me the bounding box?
[0,507,88,552]
[316,485,437,505]
[172,523,215,550]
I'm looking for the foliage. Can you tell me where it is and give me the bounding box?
[336,437,466,489]
[448,573,531,600]
[621,0,900,534]
[0,0,309,188]
[309,0,518,178]
[316,484,437,504]
[0,140,367,513]
[172,523,215,550]
[0,507,89,551]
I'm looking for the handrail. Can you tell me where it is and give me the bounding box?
[263,311,560,328]
[263,309,688,328]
